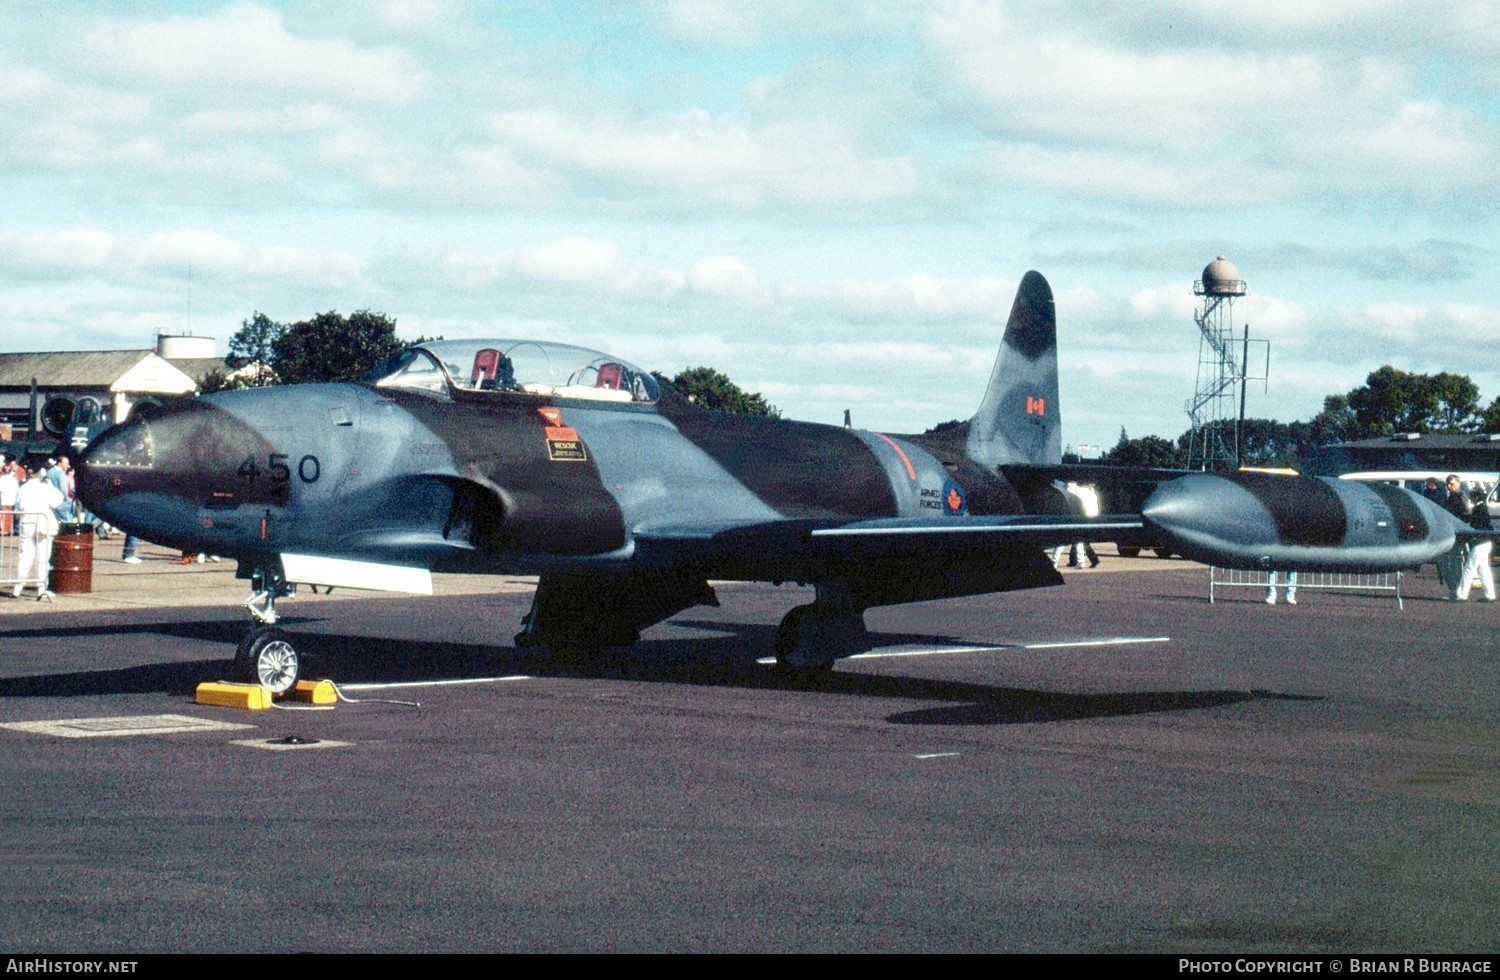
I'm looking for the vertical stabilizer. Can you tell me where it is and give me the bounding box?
[966,271,1061,468]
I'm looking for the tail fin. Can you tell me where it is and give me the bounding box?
[965,270,1061,468]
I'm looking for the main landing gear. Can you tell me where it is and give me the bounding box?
[514,570,721,670]
[772,584,869,686]
[232,563,303,694]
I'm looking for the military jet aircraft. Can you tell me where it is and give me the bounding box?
[75,271,1466,693]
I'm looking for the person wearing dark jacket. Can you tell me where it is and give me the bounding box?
[1437,474,1473,597]
[1453,489,1495,601]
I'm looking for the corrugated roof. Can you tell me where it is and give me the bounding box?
[168,357,231,385]
[0,351,155,387]
[0,350,227,389]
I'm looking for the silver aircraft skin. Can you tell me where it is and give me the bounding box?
[76,271,1467,692]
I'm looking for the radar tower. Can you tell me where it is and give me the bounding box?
[1186,256,1265,471]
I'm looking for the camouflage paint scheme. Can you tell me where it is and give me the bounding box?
[76,271,1469,689]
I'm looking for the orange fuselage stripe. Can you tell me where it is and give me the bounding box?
[875,433,917,481]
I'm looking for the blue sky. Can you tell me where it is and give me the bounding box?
[3,0,1498,454]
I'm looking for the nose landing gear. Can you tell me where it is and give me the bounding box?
[233,563,303,694]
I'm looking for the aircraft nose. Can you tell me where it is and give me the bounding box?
[78,397,284,532]
[75,413,155,516]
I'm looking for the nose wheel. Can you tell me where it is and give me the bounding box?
[235,626,301,694]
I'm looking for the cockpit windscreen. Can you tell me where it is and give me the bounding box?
[366,340,659,403]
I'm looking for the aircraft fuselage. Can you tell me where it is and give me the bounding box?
[77,381,1024,585]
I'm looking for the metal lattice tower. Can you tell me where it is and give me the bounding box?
[1186,256,1248,471]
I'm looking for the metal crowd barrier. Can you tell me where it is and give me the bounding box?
[0,513,20,589]
[1209,567,1404,609]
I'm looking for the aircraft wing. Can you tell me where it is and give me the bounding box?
[630,514,1145,567]
[807,514,1145,562]
[810,513,1142,541]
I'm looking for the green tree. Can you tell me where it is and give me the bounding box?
[225,311,286,386]
[655,366,780,417]
[1172,418,1315,469]
[1104,428,1185,468]
[1313,365,1482,440]
[1430,371,1481,431]
[1482,397,1500,433]
[198,368,234,394]
[1307,393,1356,446]
[271,310,406,385]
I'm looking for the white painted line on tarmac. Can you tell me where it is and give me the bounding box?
[913,752,961,759]
[845,636,1170,660]
[0,714,256,738]
[337,675,533,691]
[846,645,1013,660]
[1019,636,1171,650]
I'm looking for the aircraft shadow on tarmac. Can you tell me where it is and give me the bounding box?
[0,617,1279,726]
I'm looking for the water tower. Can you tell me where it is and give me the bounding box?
[1186,256,1249,471]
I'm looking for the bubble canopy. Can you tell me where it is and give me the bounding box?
[365,339,660,404]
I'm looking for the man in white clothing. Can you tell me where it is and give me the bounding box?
[1453,489,1496,602]
[13,469,63,599]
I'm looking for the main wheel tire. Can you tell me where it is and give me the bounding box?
[774,604,812,662]
[235,627,300,694]
[1152,547,1174,560]
[773,605,835,687]
[1118,546,1142,558]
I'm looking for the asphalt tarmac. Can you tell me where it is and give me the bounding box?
[1,544,1496,953]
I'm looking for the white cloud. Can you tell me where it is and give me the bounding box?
[779,273,1015,324]
[651,0,899,46]
[0,228,365,290]
[512,236,666,292]
[0,62,154,172]
[426,237,685,298]
[486,107,920,211]
[688,256,763,301]
[924,0,1494,209]
[1295,100,1500,199]
[787,340,978,373]
[974,142,1299,208]
[924,0,1350,148]
[1129,283,1199,320]
[80,2,426,105]
[655,0,777,45]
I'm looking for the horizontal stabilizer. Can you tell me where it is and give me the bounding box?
[279,554,434,595]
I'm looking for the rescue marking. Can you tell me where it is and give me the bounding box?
[338,675,533,691]
[545,425,588,462]
[0,714,256,738]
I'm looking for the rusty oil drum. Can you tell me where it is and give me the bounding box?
[49,523,95,594]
